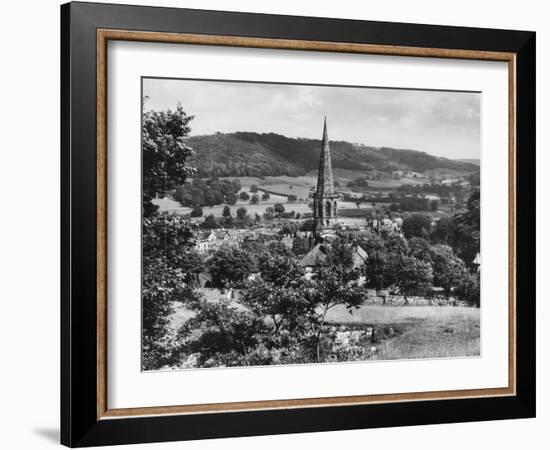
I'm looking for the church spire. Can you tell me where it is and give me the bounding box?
[316,117,335,195]
[313,117,339,234]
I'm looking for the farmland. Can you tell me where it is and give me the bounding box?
[154,168,452,220]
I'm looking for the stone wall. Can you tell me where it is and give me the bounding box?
[363,290,461,306]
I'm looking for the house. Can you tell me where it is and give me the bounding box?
[280,236,294,249]
[473,253,481,271]
[428,286,445,297]
[350,244,368,268]
[247,272,261,282]
[299,243,368,269]
[194,239,210,253]
[299,244,328,268]
[192,271,213,288]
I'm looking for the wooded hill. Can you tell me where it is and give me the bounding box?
[185,132,480,178]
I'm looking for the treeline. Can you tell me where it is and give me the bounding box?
[341,193,436,212]
[173,177,241,207]
[347,177,371,189]
[393,190,480,268]
[397,182,470,198]
[196,203,302,228]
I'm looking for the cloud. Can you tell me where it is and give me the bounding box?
[143,78,480,159]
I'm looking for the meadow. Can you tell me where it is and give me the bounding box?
[326,304,480,360]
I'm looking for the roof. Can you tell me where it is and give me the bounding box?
[299,244,328,267]
[351,245,368,267]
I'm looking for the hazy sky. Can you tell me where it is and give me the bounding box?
[143,78,480,160]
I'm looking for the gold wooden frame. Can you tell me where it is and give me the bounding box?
[96,29,516,420]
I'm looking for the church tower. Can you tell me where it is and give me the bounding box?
[313,117,339,233]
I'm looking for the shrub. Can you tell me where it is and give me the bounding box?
[190,205,203,217]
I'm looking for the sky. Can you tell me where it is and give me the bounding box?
[143,78,480,160]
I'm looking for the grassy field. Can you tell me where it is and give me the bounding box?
[154,191,363,218]
[220,171,432,198]
[326,304,480,360]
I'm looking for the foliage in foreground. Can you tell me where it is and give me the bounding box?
[142,105,195,216]
[175,248,368,368]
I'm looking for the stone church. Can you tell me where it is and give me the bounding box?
[313,117,339,234]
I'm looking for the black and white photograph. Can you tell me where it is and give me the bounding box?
[141,78,481,371]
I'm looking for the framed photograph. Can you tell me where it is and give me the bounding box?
[61,2,535,447]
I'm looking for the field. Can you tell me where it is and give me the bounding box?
[154,187,364,219]
[221,169,432,198]
[326,304,480,359]
[154,169,444,218]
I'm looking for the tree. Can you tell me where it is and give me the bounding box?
[142,259,201,370]
[142,214,199,370]
[177,250,205,284]
[239,191,250,201]
[142,105,195,216]
[222,205,231,217]
[236,206,248,220]
[250,194,260,204]
[274,203,285,216]
[279,222,298,236]
[225,191,238,205]
[258,253,303,285]
[385,233,409,256]
[394,256,433,297]
[308,265,366,361]
[265,241,293,257]
[358,231,389,289]
[408,237,432,263]
[325,240,355,269]
[239,265,316,364]
[402,213,432,239]
[264,206,275,220]
[452,189,480,268]
[173,177,239,208]
[292,236,310,256]
[431,216,455,245]
[430,245,468,297]
[261,192,270,201]
[178,301,270,367]
[243,250,366,363]
[455,271,480,306]
[288,194,297,202]
[208,247,253,288]
[202,214,221,229]
[250,184,259,193]
[398,197,430,211]
[190,205,203,217]
[430,199,439,211]
[142,214,195,264]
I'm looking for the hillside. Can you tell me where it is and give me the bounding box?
[186,132,479,178]
[455,158,480,166]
